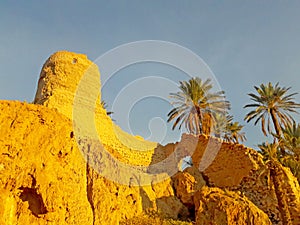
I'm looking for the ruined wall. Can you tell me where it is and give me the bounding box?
[1,51,299,224]
[34,51,157,167]
[0,101,186,224]
[154,134,300,224]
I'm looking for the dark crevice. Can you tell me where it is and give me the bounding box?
[201,172,211,187]
[86,164,95,225]
[187,207,195,222]
[29,173,37,187]
[18,187,47,217]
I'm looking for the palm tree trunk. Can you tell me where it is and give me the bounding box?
[195,112,201,135]
[195,106,202,134]
[202,112,212,135]
[270,109,285,155]
[270,161,292,225]
[270,109,282,137]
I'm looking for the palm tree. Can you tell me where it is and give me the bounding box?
[280,122,300,159]
[258,142,281,162]
[212,113,246,143]
[278,123,300,182]
[224,121,247,144]
[212,113,233,138]
[167,77,230,135]
[280,156,300,184]
[244,82,300,140]
[258,142,293,225]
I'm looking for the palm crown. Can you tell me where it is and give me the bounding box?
[167,77,230,135]
[224,121,247,143]
[212,113,233,138]
[244,82,300,137]
[280,122,300,159]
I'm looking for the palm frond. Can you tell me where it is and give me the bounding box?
[244,82,300,139]
[167,77,230,135]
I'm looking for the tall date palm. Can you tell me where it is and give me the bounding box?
[244,82,300,138]
[167,77,230,135]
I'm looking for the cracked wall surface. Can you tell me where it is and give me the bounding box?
[0,101,93,224]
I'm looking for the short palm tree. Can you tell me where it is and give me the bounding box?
[167,77,230,135]
[212,113,233,138]
[244,82,300,138]
[224,121,247,143]
[212,113,246,143]
[280,156,300,184]
[280,122,300,159]
[258,142,281,161]
[277,123,300,182]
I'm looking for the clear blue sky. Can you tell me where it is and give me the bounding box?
[1,1,300,148]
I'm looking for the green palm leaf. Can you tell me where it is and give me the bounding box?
[167,77,230,135]
[244,82,300,139]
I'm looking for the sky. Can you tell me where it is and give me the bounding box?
[1,1,300,149]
